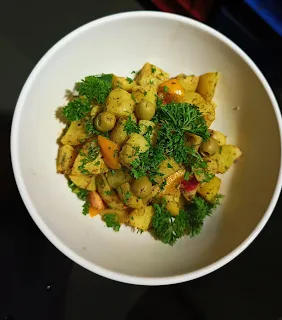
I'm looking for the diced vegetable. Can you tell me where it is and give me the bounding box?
[98,135,121,170]
[106,169,132,189]
[135,62,169,88]
[127,206,154,231]
[176,74,199,92]
[61,120,87,146]
[158,78,184,103]
[96,174,125,210]
[112,75,136,92]
[105,88,135,118]
[57,144,75,174]
[159,169,186,197]
[198,176,221,202]
[196,72,219,101]
[117,182,144,209]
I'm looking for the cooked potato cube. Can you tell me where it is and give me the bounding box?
[61,121,87,146]
[210,130,226,146]
[90,105,102,118]
[71,153,108,176]
[57,144,75,174]
[110,118,129,145]
[131,84,157,107]
[105,88,135,118]
[154,158,180,184]
[210,145,242,174]
[100,209,129,224]
[198,176,221,202]
[183,92,215,127]
[176,74,199,92]
[112,75,136,92]
[106,169,132,189]
[128,206,154,231]
[196,72,219,101]
[135,62,169,88]
[119,133,150,167]
[185,133,202,151]
[142,185,160,206]
[117,183,144,209]
[69,174,95,191]
[96,174,125,210]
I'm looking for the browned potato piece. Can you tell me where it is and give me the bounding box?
[69,174,95,191]
[96,174,125,210]
[100,209,129,224]
[198,176,221,203]
[61,121,87,146]
[176,74,199,92]
[117,182,144,209]
[127,206,154,231]
[57,144,75,174]
[106,169,132,189]
[135,62,169,88]
[112,75,136,92]
[109,118,129,145]
[105,88,135,118]
[196,72,219,101]
[131,84,157,107]
[183,92,215,127]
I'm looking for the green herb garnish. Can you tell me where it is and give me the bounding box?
[126,77,133,84]
[76,74,113,104]
[62,98,91,121]
[151,66,156,73]
[124,115,140,135]
[103,214,120,232]
[163,85,169,93]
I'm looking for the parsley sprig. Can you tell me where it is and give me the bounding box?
[103,214,120,232]
[151,195,223,245]
[62,74,112,122]
[124,115,140,135]
[68,180,90,215]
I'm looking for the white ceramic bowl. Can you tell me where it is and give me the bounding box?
[11,11,282,285]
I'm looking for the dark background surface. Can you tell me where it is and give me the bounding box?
[1,1,282,319]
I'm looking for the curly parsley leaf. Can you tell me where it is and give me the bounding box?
[76,74,112,104]
[186,194,223,236]
[62,97,92,121]
[124,115,140,135]
[68,180,90,215]
[152,202,189,245]
[103,214,120,232]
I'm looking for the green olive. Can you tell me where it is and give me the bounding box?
[94,112,116,132]
[131,176,152,198]
[199,137,219,156]
[135,101,155,120]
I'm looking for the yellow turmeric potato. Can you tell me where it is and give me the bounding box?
[99,209,129,224]
[112,75,136,92]
[110,118,129,145]
[119,133,150,167]
[105,88,135,118]
[196,72,219,101]
[154,158,180,184]
[159,169,186,197]
[69,174,96,191]
[127,206,154,231]
[61,120,87,146]
[142,185,160,206]
[57,144,75,174]
[185,133,203,151]
[106,169,132,189]
[210,130,226,146]
[135,62,169,88]
[117,183,144,209]
[210,145,242,174]
[131,84,157,107]
[183,92,215,127]
[176,74,199,92]
[198,176,221,203]
[96,174,125,210]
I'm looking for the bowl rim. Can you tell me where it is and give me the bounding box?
[11,11,282,286]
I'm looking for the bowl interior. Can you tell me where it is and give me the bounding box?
[12,12,281,284]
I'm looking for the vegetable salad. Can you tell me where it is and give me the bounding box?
[57,62,242,245]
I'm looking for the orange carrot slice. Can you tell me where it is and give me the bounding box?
[98,135,121,169]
